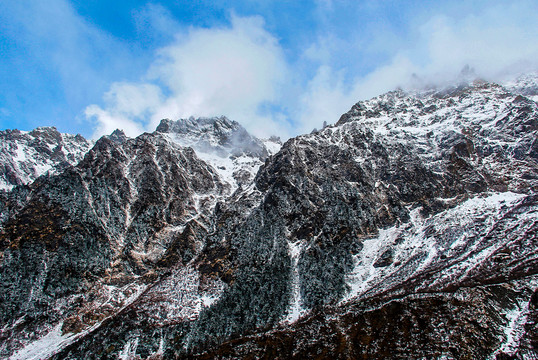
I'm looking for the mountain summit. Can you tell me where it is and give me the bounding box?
[1,74,538,359]
[156,116,268,159]
[157,116,278,192]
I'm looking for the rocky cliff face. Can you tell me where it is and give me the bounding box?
[1,75,538,359]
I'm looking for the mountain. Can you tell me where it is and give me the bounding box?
[0,127,92,192]
[1,74,537,359]
[190,79,538,359]
[184,79,538,359]
[0,117,277,360]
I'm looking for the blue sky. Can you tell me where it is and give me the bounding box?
[1,1,538,139]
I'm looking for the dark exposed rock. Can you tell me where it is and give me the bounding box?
[373,248,394,268]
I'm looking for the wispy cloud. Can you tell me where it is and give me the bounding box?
[132,3,181,45]
[86,82,163,137]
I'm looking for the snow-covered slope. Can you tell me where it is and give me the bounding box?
[0,127,92,191]
[336,80,537,193]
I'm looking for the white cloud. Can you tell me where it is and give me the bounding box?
[86,82,163,137]
[105,83,164,118]
[85,105,144,138]
[88,14,290,139]
[417,9,538,80]
[295,66,350,134]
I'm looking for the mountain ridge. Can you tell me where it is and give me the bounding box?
[0,73,537,359]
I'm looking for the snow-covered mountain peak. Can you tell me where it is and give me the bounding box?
[0,127,93,191]
[328,78,538,195]
[156,116,267,158]
[156,116,279,194]
[337,77,534,138]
